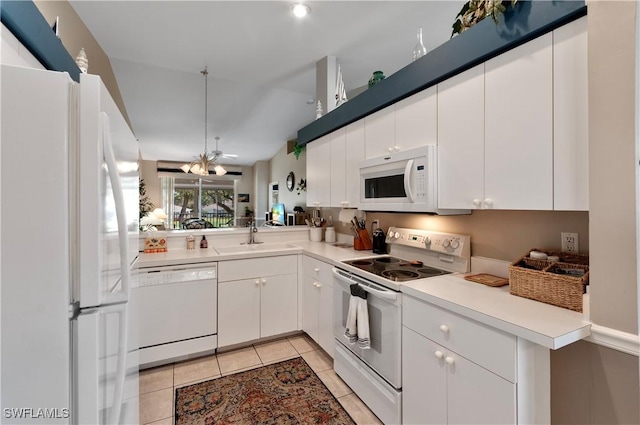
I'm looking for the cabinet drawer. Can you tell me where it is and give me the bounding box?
[218,255,297,282]
[403,295,516,382]
[302,255,333,282]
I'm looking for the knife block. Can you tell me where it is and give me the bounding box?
[354,229,373,250]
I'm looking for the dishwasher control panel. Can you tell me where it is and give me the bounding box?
[138,265,216,287]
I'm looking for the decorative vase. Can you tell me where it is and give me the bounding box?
[75,47,88,74]
[412,27,427,62]
[368,71,385,88]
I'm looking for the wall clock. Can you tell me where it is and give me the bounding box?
[286,171,295,191]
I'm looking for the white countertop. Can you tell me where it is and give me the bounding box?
[401,275,591,350]
[137,238,591,350]
[136,239,376,269]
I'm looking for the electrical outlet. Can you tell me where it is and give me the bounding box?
[561,232,579,252]
[372,219,381,229]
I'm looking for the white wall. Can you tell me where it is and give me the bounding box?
[269,141,307,216]
[235,165,253,217]
[253,160,269,219]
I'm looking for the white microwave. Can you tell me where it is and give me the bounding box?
[359,146,469,215]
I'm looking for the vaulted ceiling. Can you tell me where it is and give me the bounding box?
[70,1,464,166]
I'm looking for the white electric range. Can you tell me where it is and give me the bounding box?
[332,227,471,425]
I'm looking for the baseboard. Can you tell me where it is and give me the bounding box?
[585,324,640,356]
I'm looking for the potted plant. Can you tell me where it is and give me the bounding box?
[451,0,519,37]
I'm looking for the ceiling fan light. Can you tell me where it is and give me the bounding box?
[180,163,191,173]
[190,163,202,175]
[214,164,227,176]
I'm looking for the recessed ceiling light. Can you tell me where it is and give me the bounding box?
[291,3,311,18]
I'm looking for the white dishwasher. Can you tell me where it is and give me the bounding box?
[136,262,217,368]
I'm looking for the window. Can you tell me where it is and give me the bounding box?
[161,176,236,229]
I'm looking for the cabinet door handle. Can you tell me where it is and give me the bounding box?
[314,267,320,273]
[445,356,455,365]
[261,278,267,284]
[472,198,482,207]
[255,279,260,286]
[483,198,494,209]
[434,350,444,359]
[439,324,449,334]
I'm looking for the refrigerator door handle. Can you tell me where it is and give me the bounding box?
[102,112,130,301]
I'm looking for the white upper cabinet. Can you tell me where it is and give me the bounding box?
[438,64,485,210]
[364,88,437,159]
[395,86,438,150]
[484,32,554,210]
[364,105,395,158]
[331,121,365,208]
[553,17,588,211]
[330,128,347,207]
[305,133,331,208]
[340,121,365,208]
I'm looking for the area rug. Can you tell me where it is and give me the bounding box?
[175,357,356,425]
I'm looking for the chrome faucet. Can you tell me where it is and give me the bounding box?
[248,215,259,244]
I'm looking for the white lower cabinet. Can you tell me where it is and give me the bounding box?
[403,326,515,425]
[301,256,334,357]
[218,256,297,347]
[402,295,517,424]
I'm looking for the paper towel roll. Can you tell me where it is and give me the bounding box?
[338,208,356,224]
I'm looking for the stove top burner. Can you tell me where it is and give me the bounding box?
[350,259,375,266]
[381,269,421,281]
[342,256,451,283]
[374,257,400,264]
[416,268,449,277]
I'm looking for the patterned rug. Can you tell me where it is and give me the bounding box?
[175,357,355,425]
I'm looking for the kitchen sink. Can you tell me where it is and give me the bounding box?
[214,243,300,254]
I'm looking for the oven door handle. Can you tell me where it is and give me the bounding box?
[332,269,398,301]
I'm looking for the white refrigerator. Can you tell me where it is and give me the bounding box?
[1,64,140,424]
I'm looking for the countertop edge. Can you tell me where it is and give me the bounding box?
[401,278,591,350]
[137,241,592,350]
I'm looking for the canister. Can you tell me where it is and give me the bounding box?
[325,227,336,243]
[186,234,196,250]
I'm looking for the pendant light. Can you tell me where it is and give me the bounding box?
[181,68,227,176]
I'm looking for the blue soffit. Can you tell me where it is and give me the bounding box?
[297,0,587,146]
[1,0,81,82]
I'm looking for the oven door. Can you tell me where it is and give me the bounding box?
[332,268,402,389]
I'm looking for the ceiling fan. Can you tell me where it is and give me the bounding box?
[210,136,238,161]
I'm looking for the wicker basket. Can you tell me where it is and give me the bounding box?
[509,249,589,312]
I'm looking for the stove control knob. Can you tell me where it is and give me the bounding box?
[443,239,451,248]
[424,236,431,246]
[450,239,460,250]
[393,232,400,239]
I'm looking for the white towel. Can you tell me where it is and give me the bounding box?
[344,296,359,343]
[356,297,370,349]
[344,288,371,350]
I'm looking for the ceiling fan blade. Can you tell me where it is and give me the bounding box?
[221,153,238,159]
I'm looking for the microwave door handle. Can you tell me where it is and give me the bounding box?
[404,159,415,202]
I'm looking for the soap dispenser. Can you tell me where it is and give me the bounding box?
[200,235,208,249]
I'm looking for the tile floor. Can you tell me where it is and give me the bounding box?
[139,333,383,425]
